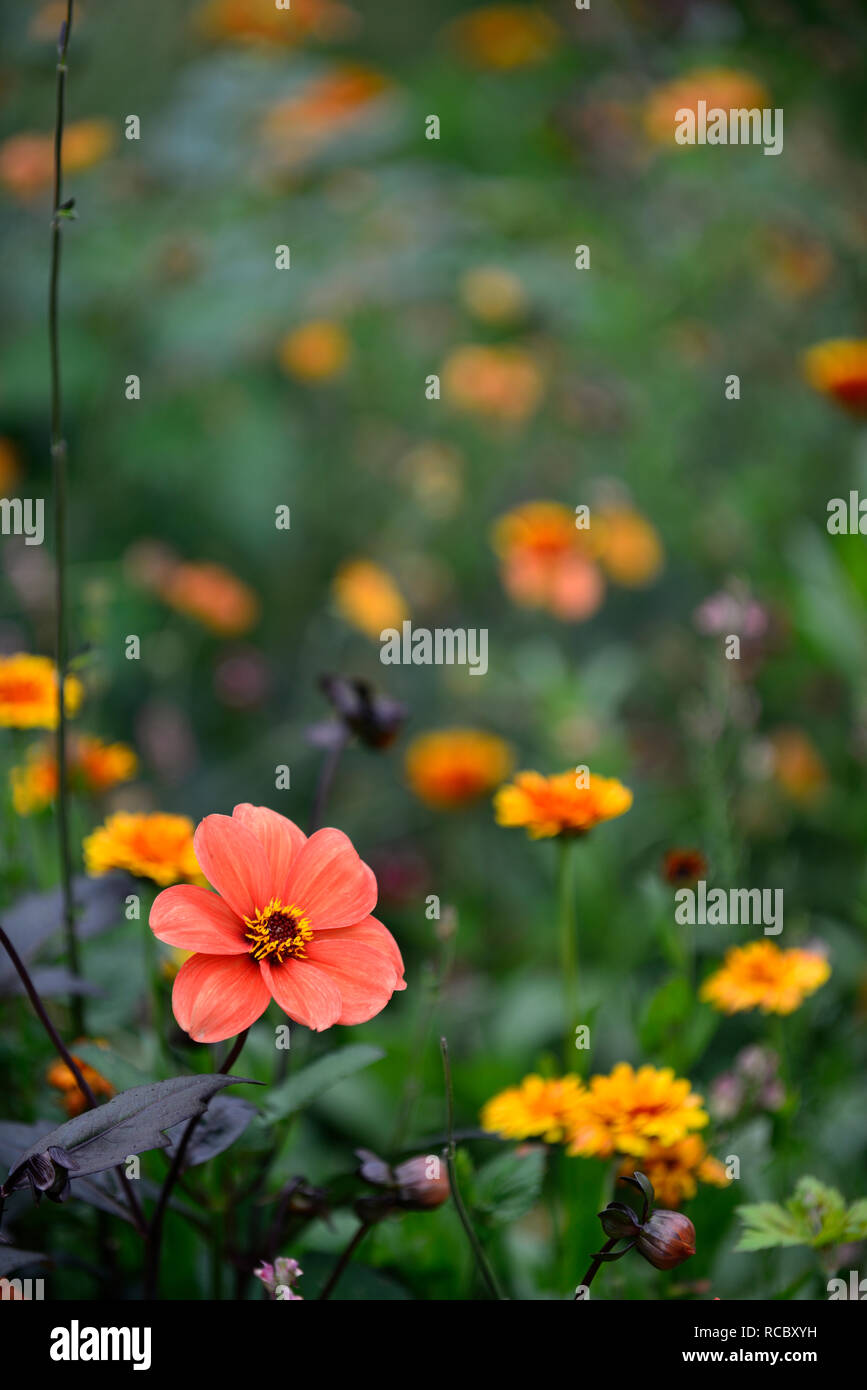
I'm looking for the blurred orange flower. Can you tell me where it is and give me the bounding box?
[803,339,867,415]
[701,941,830,1016]
[768,727,828,806]
[618,1136,730,1208]
[406,729,513,810]
[481,1073,585,1143]
[333,559,408,638]
[261,66,390,169]
[47,1046,114,1117]
[0,654,83,730]
[644,68,769,147]
[197,0,354,45]
[593,507,664,587]
[11,736,138,815]
[448,5,559,70]
[0,437,21,491]
[279,320,350,382]
[443,345,544,425]
[160,562,260,637]
[84,811,202,887]
[565,1063,709,1158]
[492,501,603,620]
[0,119,113,198]
[494,769,632,839]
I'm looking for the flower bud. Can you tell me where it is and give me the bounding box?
[393,1155,450,1211]
[636,1209,696,1270]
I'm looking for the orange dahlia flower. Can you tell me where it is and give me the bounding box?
[492,502,603,620]
[150,804,405,1042]
[494,769,632,839]
[565,1063,708,1159]
[700,940,830,1016]
[405,729,513,809]
[0,654,83,730]
[803,339,867,415]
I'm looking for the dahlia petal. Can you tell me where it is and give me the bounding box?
[319,915,405,978]
[261,958,343,1031]
[150,884,246,954]
[193,814,272,918]
[285,828,377,930]
[172,953,270,1044]
[305,937,405,1026]
[232,804,307,901]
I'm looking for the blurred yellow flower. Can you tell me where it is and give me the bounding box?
[0,437,21,491]
[442,345,544,425]
[197,0,354,45]
[769,727,828,806]
[459,266,527,325]
[448,5,559,70]
[12,736,138,815]
[565,1063,708,1159]
[47,1044,115,1117]
[803,339,867,415]
[700,941,830,1016]
[644,68,769,147]
[481,1074,585,1143]
[406,728,513,810]
[593,507,664,587]
[84,811,202,887]
[332,559,408,638]
[494,769,632,839]
[160,562,260,637]
[618,1136,730,1208]
[492,501,604,620]
[279,320,350,382]
[0,119,113,197]
[0,655,83,730]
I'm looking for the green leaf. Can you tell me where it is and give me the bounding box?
[843,1198,867,1240]
[262,1045,384,1123]
[473,1147,546,1226]
[734,1201,805,1252]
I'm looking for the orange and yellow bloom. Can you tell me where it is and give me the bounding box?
[332,559,408,638]
[700,941,830,1016]
[492,502,603,620]
[84,812,202,887]
[47,1047,115,1117]
[160,562,260,637]
[593,507,664,588]
[447,5,559,70]
[803,339,867,415]
[565,1063,709,1159]
[443,345,544,425]
[0,654,83,730]
[279,320,350,383]
[406,729,513,810]
[150,804,405,1042]
[644,68,769,147]
[481,1073,585,1143]
[0,119,112,198]
[618,1136,729,1209]
[494,769,632,839]
[11,735,137,815]
[197,0,354,46]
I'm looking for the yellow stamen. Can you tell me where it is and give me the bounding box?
[243,898,313,964]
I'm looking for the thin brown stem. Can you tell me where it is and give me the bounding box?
[0,922,146,1235]
[440,1036,506,1300]
[143,1029,248,1299]
[574,1237,618,1298]
[318,1220,371,1301]
[309,729,348,832]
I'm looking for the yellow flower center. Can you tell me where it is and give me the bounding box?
[243,898,313,963]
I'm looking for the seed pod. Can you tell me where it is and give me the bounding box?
[636,1209,696,1270]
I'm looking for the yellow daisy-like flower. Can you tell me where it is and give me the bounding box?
[83,812,202,888]
[279,320,350,383]
[0,654,83,730]
[11,736,138,816]
[565,1063,708,1159]
[46,1043,115,1117]
[11,746,58,815]
[494,769,632,840]
[618,1136,730,1209]
[447,5,560,71]
[803,339,867,415]
[481,1074,586,1144]
[406,729,513,810]
[700,941,830,1016]
[332,559,408,639]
